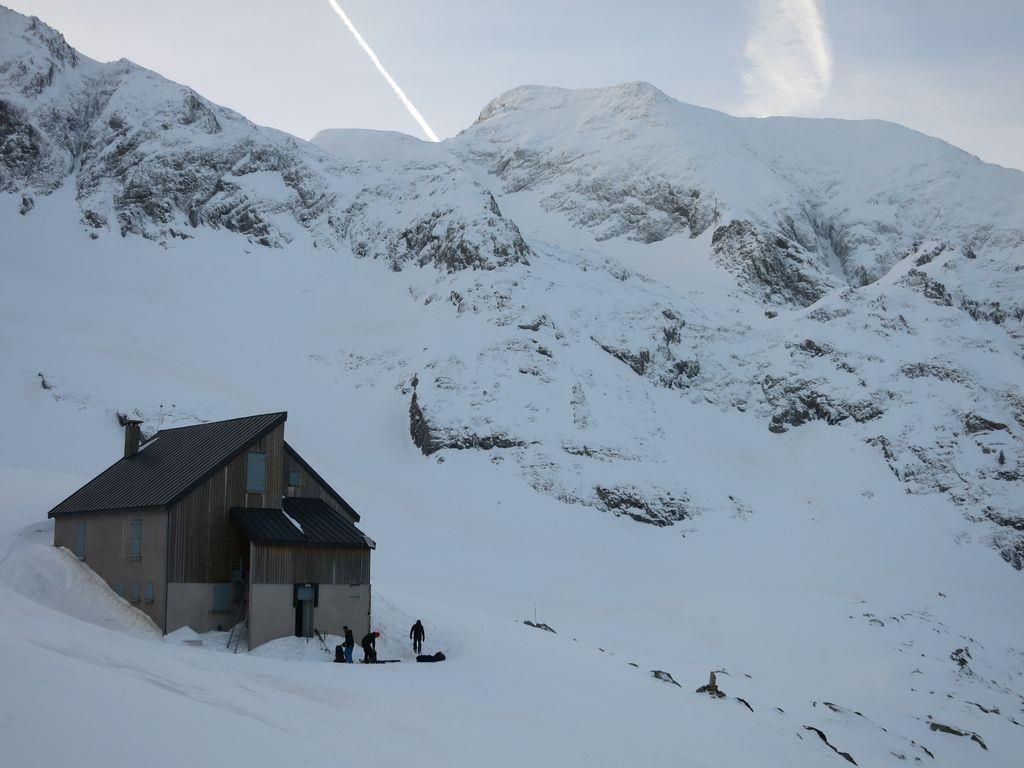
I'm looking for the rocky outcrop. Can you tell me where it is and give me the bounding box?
[1,11,532,271]
[762,376,884,433]
[594,485,689,526]
[964,414,1009,435]
[711,220,839,307]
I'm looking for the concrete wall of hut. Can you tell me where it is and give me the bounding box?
[53,508,168,629]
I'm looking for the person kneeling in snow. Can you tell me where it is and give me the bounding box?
[361,630,380,663]
[342,625,355,663]
[410,619,426,654]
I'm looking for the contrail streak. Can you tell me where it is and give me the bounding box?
[325,0,440,142]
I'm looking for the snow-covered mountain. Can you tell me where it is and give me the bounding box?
[1,7,1022,767]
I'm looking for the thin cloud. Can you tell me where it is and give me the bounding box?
[741,0,833,116]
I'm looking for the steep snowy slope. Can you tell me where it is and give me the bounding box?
[455,82,1024,304]
[0,6,527,269]
[1,6,1023,767]
[2,206,1023,767]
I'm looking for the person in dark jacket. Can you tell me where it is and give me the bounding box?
[410,620,426,653]
[361,630,379,663]
[342,626,355,664]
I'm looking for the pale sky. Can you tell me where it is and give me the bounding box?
[8,0,1024,170]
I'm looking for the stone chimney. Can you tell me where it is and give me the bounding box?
[124,420,143,458]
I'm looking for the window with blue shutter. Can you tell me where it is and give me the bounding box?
[212,583,231,612]
[246,452,267,493]
[116,583,125,598]
[144,583,155,603]
[129,519,142,559]
[131,583,141,603]
[74,522,86,560]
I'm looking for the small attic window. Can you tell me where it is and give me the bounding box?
[288,468,301,487]
[246,452,267,493]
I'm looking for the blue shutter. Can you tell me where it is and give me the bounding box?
[144,583,155,603]
[288,469,301,487]
[131,583,141,603]
[246,452,267,493]
[129,519,142,559]
[74,522,86,560]
[116,583,125,598]
[212,583,231,612]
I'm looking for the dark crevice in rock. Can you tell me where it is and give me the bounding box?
[651,670,681,687]
[928,720,987,750]
[409,391,438,456]
[522,620,556,633]
[802,726,857,765]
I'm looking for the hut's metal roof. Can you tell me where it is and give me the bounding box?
[231,497,371,548]
[47,412,287,516]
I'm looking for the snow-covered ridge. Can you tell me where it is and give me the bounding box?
[2,6,1024,766]
[1,3,1022,569]
[0,7,529,271]
[459,80,1024,302]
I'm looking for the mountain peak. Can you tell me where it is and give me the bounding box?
[0,5,79,99]
[473,80,678,127]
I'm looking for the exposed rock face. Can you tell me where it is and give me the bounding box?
[0,9,532,269]
[3,8,1023,566]
[762,376,884,434]
[461,83,722,244]
[711,220,839,307]
[594,485,689,526]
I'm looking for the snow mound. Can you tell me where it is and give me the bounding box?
[0,521,160,639]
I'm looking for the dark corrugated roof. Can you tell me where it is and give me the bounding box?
[284,441,360,522]
[230,498,370,548]
[229,506,306,545]
[48,412,287,517]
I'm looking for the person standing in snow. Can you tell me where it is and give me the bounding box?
[361,630,379,663]
[342,625,355,663]
[410,619,426,653]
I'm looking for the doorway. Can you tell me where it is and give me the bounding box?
[294,584,316,638]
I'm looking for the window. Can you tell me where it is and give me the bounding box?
[129,518,142,559]
[288,468,301,487]
[212,583,232,612]
[246,452,267,493]
[144,583,155,603]
[116,583,125,598]
[74,522,86,560]
[130,583,141,603]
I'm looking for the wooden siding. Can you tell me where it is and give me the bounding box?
[251,543,370,585]
[168,423,284,582]
[284,453,352,521]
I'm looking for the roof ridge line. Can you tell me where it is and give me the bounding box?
[156,411,287,434]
